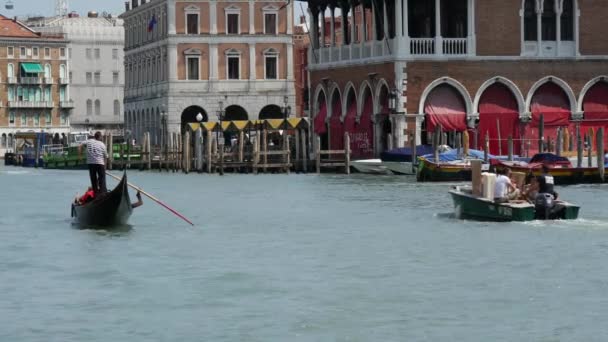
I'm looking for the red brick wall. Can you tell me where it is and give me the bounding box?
[406,60,608,114]
[579,1,608,55]
[475,0,521,56]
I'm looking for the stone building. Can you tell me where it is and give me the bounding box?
[0,15,71,155]
[27,12,125,133]
[303,0,608,158]
[121,0,296,144]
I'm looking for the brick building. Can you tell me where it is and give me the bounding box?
[0,15,71,155]
[121,0,296,144]
[303,0,608,158]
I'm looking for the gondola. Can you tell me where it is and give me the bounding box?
[71,171,133,227]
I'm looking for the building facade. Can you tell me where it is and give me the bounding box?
[304,0,608,158]
[0,15,71,155]
[121,0,296,144]
[27,12,125,133]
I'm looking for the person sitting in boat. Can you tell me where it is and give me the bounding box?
[494,167,520,203]
[522,173,539,202]
[131,191,143,209]
[75,187,95,205]
[537,165,558,199]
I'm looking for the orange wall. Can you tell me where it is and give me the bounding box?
[255,43,286,79]
[175,2,210,34]
[177,43,210,80]
[217,43,249,80]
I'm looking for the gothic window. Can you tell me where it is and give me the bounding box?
[524,0,537,41]
[541,0,556,41]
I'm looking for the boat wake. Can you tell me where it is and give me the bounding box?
[523,218,608,230]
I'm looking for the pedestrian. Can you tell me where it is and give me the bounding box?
[78,131,108,194]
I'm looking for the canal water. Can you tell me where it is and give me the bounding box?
[1,165,608,341]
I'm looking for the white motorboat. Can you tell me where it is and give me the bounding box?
[351,159,393,175]
[382,161,415,175]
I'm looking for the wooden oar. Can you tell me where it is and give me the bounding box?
[106,171,194,226]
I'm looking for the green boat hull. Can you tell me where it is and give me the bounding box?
[449,190,580,222]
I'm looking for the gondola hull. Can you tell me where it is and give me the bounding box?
[72,172,132,227]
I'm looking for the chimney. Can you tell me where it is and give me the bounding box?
[125,1,130,11]
[132,0,139,8]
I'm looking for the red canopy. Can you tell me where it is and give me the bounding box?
[582,82,608,127]
[329,101,344,150]
[477,83,521,155]
[350,96,374,158]
[525,82,573,154]
[313,102,327,134]
[424,85,467,132]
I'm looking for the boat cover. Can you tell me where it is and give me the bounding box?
[380,145,435,162]
[421,148,495,162]
[529,153,570,164]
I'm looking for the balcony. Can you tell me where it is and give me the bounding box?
[60,100,75,108]
[8,101,55,108]
[7,77,17,84]
[19,77,42,84]
[59,77,69,84]
[44,77,54,84]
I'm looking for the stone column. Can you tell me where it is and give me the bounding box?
[309,7,319,49]
[361,4,367,44]
[435,0,442,54]
[371,0,376,40]
[555,1,563,56]
[395,0,402,37]
[319,5,326,48]
[168,43,178,81]
[349,0,357,44]
[209,44,218,80]
[249,43,256,80]
[382,0,389,39]
[249,0,255,34]
[403,0,410,54]
[341,4,350,45]
[329,6,336,47]
[210,0,217,34]
[536,1,543,56]
[286,1,293,34]
[287,42,294,80]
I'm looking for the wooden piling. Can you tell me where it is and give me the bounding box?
[577,123,583,168]
[316,135,321,174]
[285,135,291,175]
[218,138,224,176]
[410,129,416,172]
[211,135,217,173]
[294,129,301,172]
[195,128,203,172]
[507,135,513,161]
[146,132,152,170]
[344,132,351,175]
[238,131,244,163]
[496,119,502,156]
[538,113,545,153]
[433,125,440,162]
[484,132,489,163]
[301,129,308,173]
[598,127,605,181]
[262,128,268,174]
[107,134,113,170]
[455,132,461,158]
[556,127,563,157]
[253,133,260,174]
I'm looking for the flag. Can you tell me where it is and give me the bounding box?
[148,15,157,33]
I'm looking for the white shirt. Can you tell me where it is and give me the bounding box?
[83,139,108,165]
[494,175,511,198]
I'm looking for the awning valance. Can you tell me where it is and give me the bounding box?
[21,62,43,73]
[187,118,308,132]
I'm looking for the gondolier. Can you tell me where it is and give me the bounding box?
[79,131,108,194]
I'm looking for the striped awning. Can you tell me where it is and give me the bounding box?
[187,118,309,132]
[21,62,43,73]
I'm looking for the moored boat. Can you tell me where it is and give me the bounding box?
[492,153,605,185]
[71,171,133,227]
[351,159,392,175]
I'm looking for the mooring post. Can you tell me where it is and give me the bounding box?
[598,127,605,181]
[508,135,513,161]
[556,127,563,157]
[294,129,301,172]
[146,132,152,170]
[285,135,291,174]
[587,134,592,167]
[433,125,440,162]
[576,124,583,168]
[538,113,545,153]
[238,130,244,163]
[316,135,321,174]
[484,132,489,163]
[344,132,351,175]
[262,128,268,174]
[301,129,308,173]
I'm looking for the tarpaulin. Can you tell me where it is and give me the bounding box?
[313,102,327,134]
[350,96,374,158]
[524,82,573,154]
[424,85,467,132]
[329,100,344,150]
[477,83,521,155]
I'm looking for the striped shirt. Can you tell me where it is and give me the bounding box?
[83,139,108,165]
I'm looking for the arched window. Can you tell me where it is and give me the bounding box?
[7,63,14,78]
[86,99,93,116]
[95,100,101,116]
[44,64,51,79]
[59,64,66,79]
[1,134,7,148]
[114,100,121,116]
[523,0,537,41]
[542,0,556,41]
[561,0,574,41]
[8,133,13,149]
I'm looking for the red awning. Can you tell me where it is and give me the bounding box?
[582,82,608,127]
[313,103,327,134]
[424,85,467,132]
[477,83,521,155]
